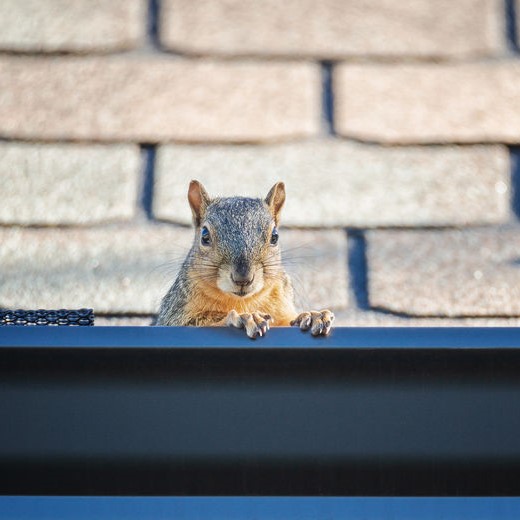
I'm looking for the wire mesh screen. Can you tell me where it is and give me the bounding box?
[0,309,94,326]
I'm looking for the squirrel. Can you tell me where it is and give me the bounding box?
[157,180,334,338]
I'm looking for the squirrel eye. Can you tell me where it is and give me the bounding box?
[201,226,211,246]
[270,227,279,246]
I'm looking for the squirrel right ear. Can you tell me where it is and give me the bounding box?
[265,182,286,225]
[188,180,211,227]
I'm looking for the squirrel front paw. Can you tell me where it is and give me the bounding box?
[291,310,334,336]
[225,309,273,339]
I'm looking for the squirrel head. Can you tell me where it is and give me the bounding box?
[187,180,286,298]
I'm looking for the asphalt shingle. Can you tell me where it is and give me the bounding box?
[0,0,145,53]
[335,62,520,144]
[282,230,349,311]
[154,141,510,227]
[160,0,504,59]
[0,225,192,314]
[0,143,140,225]
[333,309,520,327]
[0,57,320,143]
[367,228,520,317]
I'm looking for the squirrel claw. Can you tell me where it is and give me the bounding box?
[291,310,335,337]
[225,310,274,339]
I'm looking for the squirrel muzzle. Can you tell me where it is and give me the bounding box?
[218,259,264,298]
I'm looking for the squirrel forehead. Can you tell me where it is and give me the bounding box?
[204,197,273,231]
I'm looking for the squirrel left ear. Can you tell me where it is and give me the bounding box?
[188,180,211,227]
[265,182,285,225]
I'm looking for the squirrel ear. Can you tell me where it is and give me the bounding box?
[265,182,285,225]
[188,180,210,227]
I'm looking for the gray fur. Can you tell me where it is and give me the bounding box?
[156,253,194,326]
[206,197,272,273]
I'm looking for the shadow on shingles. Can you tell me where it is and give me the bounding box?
[507,257,520,267]
[510,147,520,220]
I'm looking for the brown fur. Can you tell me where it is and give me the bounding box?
[183,273,296,327]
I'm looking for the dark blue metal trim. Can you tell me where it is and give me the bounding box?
[1,325,520,349]
[1,497,520,520]
[1,326,520,495]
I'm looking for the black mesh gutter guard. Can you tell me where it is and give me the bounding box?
[1,326,520,496]
[0,308,94,326]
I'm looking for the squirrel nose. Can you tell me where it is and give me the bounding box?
[231,272,255,287]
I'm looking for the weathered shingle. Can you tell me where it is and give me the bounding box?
[367,228,520,316]
[160,0,505,59]
[0,226,347,315]
[335,62,520,144]
[0,225,193,314]
[0,57,320,143]
[95,316,154,326]
[333,309,520,327]
[0,143,140,225]
[0,0,145,53]
[282,230,349,311]
[154,141,510,227]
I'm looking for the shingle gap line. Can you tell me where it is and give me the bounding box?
[140,144,156,221]
[147,0,161,50]
[321,62,336,136]
[505,0,520,52]
[509,147,520,220]
[347,230,370,311]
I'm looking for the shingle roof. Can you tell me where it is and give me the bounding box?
[1,0,519,327]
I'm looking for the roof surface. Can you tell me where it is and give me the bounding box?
[1,0,520,328]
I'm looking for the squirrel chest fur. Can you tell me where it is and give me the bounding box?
[157,181,334,338]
